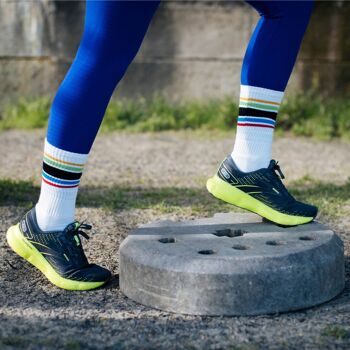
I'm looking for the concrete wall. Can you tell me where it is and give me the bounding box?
[0,0,349,108]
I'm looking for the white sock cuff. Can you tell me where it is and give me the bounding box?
[240,85,284,104]
[44,139,88,165]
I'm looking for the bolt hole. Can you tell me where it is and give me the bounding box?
[213,228,247,238]
[232,244,249,250]
[299,236,316,241]
[198,249,216,255]
[266,240,284,246]
[158,237,176,244]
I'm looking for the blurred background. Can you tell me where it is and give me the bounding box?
[1,0,349,102]
[0,0,350,139]
[0,0,349,138]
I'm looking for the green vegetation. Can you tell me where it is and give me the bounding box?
[1,177,349,221]
[1,93,350,140]
[0,96,51,130]
[321,325,350,339]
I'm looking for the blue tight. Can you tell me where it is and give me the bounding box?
[47,0,313,154]
[47,1,160,153]
[243,1,314,91]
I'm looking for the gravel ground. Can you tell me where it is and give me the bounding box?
[0,130,349,350]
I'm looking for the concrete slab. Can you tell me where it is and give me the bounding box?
[119,213,345,316]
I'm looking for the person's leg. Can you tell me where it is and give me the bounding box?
[231,0,314,172]
[36,0,160,231]
[7,0,160,290]
[207,1,318,226]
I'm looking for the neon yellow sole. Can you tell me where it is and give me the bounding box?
[6,224,108,291]
[207,175,314,226]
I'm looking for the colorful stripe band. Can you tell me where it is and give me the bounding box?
[239,97,280,106]
[44,152,85,167]
[237,116,275,129]
[43,155,83,173]
[238,117,275,126]
[43,162,82,180]
[239,101,279,112]
[42,171,81,186]
[237,123,275,129]
[42,178,79,189]
[42,155,83,188]
[238,91,281,128]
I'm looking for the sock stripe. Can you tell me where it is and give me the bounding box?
[43,162,82,181]
[42,177,80,189]
[43,155,84,173]
[237,123,275,129]
[240,97,280,106]
[44,152,85,167]
[238,117,275,126]
[238,107,277,120]
[42,170,81,186]
[239,101,279,112]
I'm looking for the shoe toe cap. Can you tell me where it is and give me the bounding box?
[68,264,111,283]
[294,201,318,218]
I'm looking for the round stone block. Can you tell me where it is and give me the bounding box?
[119,213,345,316]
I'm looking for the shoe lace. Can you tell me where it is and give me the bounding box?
[269,160,296,202]
[66,221,92,240]
[63,221,92,267]
[272,160,285,180]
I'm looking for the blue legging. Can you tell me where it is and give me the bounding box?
[47,0,313,154]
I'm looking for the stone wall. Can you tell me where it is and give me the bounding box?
[0,0,349,108]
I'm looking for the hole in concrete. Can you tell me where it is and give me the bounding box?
[198,249,216,255]
[266,240,284,246]
[158,237,176,244]
[232,244,249,250]
[299,236,316,241]
[213,228,247,238]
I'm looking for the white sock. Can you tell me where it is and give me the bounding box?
[231,85,284,172]
[35,139,88,232]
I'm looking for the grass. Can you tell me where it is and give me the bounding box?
[1,93,350,140]
[1,177,349,221]
[321,325,350,339]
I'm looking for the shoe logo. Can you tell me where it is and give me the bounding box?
[272,187,280,194]
[220,168,231,180]
[21,220,28,233]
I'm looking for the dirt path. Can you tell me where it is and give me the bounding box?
[0,131,349,350]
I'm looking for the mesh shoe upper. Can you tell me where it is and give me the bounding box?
[217,156,318,218]
[19,208,110,283]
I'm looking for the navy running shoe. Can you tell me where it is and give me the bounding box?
[207,156,318,226]
[7,208,111,290]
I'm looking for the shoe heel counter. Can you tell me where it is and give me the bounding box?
[217,157,236,183]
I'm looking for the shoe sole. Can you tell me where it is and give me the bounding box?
[6,224,108,291]
[207,175,314,226]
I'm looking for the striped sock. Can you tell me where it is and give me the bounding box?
[231,85,284,172]
[35,140,88,232]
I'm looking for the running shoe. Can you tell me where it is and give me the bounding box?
[207,156,317,226]
[6,208,111,290]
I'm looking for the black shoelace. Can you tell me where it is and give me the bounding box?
[66,221,92,240]
[271,160,285,180]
